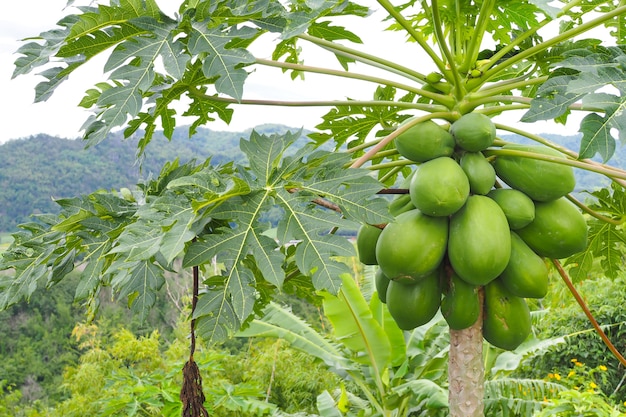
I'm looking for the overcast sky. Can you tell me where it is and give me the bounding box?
[0,1,580,144]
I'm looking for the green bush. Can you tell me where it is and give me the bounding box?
[514,275,626,405]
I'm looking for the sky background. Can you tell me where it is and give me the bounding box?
[0,0,584,144]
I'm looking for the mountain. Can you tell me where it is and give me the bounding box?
[0,124,306,233]
[0,127,621,233]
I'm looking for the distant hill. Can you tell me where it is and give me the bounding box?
[0,124,307,233]
[0,127,621,233]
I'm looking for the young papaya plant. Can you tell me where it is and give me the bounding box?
[3,0,626,416]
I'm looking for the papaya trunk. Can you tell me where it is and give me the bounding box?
[448,290,484,416]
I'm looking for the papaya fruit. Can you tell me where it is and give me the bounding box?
[448,195,511,285]
[493,144,575,202]
[394,120,455,162]
[375,267,391,304]
[409,157,470,217]
[386,268,442,330]
[499,232,549,299]
[460,151,496,195]
[376,209,448,283]
[441,271,481,330]
[483,279,531,351]
[450,113,496,152]
[356,224,382,265]
[516,197,587,259]
[487,188,535,230]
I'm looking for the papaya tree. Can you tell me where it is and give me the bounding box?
[2,0,626,416]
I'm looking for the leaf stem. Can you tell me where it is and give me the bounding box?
[367,159,415,171]
[297,33,426,83]
[379,166,405,183]
[461,0,495,74]
[566,195,625,225]
[552,259,626,368]
[197,91,444,112]
[472,76,549,99]
[430,0,465,98]
[375,0,446,72]
[254,58,455,106]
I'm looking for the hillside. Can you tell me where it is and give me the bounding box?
[0,124,305,233]
[0,127,620,233]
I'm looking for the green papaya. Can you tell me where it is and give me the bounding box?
[487,188,535,230]
[448,195,511,285]
[483,279,531,351]
[450,113,496,152]
[356,224,382,265]
[375,268,391,304]
[386,268,442,330]
[376,209,448,283]
[409,157,470,217]
[499,232,549,299]
[493,144,575,202]
[394,120,456,162]
[516,197,587,259]
[441,271,481,330]
[460,151,496,195]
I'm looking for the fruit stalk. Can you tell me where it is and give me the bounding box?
[448,289,484,417]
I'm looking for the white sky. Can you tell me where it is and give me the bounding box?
[0,0,582,144]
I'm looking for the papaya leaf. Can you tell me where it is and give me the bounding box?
[187,22,256,102]
[310,86,415,150]
[181,130,388,343]
[578,93,626,161]
[565,185,626,281]
[110,260,165,322]
[521,75,584,123]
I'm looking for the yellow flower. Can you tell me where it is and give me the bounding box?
[568,371,576,378]
[548,373,554,379]
[571,358,578,362]
[590,382,597,389]
[599,365,607,371]
[554,373,561,381]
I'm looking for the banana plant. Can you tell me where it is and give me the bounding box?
[237,273,449,417]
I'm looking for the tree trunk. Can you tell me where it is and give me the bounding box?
[448,290,484,416]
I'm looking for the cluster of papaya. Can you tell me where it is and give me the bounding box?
[357,113,588,351]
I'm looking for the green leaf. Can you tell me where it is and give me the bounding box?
[236,302,348,369]
[321,274,391,378]
[193,289,240,344]
[578,93,626,161]
[188,22,256,101]
[565,186,626,281]
[310,86,415,150]
[111,260,165,321]
[521,75,584,122]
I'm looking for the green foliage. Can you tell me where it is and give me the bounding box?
[0,321,342,417]
[0,130,388,346]
[514,275,626,405]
